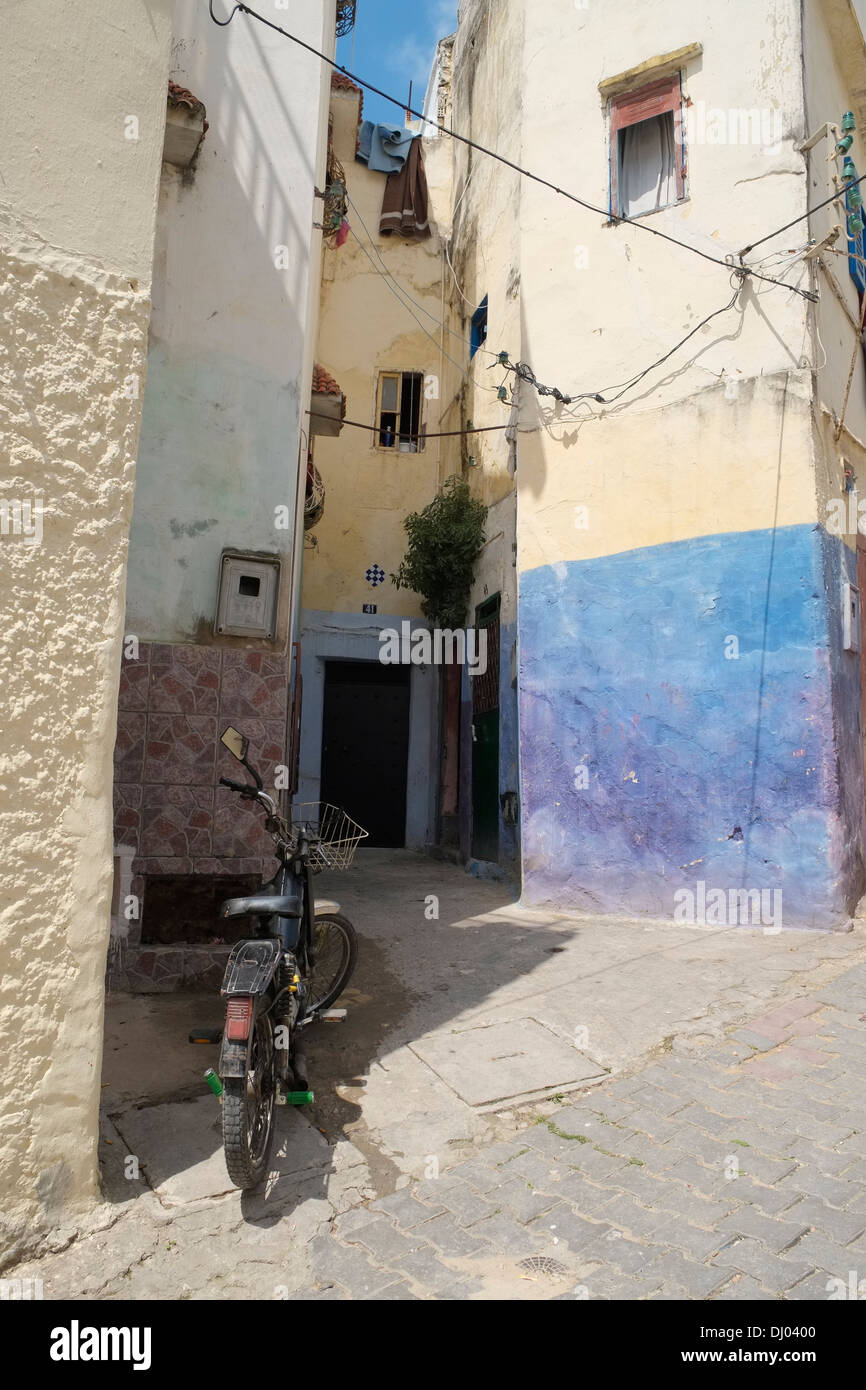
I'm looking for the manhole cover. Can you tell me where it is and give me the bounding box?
[409,1017,604,1107]
[518,1256,569,1278]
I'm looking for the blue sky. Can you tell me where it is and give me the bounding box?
[336,0,458,128]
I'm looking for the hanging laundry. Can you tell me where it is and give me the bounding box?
[356,120,416,174]
[335,217,350,248]
[379,137,431,241]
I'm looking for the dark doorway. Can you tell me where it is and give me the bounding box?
[472,595,501,862]
[320,660,410,847]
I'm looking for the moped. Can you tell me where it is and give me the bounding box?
[201,726,366,1190]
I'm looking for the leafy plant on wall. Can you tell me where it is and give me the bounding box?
[391,477,488,629]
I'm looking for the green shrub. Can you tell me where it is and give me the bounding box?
[391,476,488,629]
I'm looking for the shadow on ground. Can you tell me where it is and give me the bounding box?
[97,852,579,1236]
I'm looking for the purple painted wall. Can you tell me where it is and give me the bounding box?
[518,525,866,929]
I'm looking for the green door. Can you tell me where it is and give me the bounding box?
[471,595,500,862]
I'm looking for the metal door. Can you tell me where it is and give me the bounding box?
[471,596,500,862]
[320,660,410,847]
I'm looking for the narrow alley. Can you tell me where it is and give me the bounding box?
[9,854,866,1301]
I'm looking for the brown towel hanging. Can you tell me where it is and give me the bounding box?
[379,137,431,240]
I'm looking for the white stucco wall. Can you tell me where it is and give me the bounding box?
[439,0,821,571]
[125,0,336,645]
[0,0,173,1266]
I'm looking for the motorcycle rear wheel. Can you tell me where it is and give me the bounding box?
[222,1010,276,1190]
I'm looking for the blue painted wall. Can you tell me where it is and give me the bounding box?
[518,524,865,928]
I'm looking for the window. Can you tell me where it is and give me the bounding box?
[470,296,488,357]
[610,74,685,220]
[377,371,424,450]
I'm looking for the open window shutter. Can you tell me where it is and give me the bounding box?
[610,72,685,217]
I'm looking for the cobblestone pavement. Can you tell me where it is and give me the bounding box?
[10,959,866,1300]
[302,963,866,1301]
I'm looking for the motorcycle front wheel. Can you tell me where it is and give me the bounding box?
[306,913,358,1013]
[222,1009,276,1190]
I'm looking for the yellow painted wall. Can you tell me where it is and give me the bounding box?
[301,88,448,619]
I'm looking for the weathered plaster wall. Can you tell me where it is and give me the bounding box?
[301,85,445,618]
[804,0,866,460]
[0,0,173,1264]
[441,0,866,924]
[111,3,335,971]
[802,0,866,927]
[512,0,847,926]
[513,0,865,926]
[432,0,524,869]
[299,82,450,848]
[126,0,336,645]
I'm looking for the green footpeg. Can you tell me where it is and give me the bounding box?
[286,1090,314,1106]
[204,1068,223,1097]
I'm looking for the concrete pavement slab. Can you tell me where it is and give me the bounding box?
[409,1016,605,1107]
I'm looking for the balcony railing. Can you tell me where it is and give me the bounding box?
[336,1,356,38]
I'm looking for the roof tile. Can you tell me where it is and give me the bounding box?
[311,363,343,397]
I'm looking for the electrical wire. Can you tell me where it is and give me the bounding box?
[208,1,857,414]
[739,172,866,257]
[444,171,477,306]
[346,219,504,395]
[307,409,513,437]
[444,239,474,307]
[747,240,814,272]
[506,283,743,408]
[346,189,792,411]
[344,190,498,360]
[208,0,238,21]
[207,0,818,301]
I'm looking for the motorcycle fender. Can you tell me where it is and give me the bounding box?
[220,937,282,998]
[218,1036,250,1080]
[314,898,340,916]
[218,983,276,1080]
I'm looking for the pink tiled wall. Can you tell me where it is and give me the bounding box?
[113,643,289,944]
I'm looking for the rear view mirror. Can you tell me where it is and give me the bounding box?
[220,726,249,763]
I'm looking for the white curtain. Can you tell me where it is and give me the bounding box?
[620,114,677,218]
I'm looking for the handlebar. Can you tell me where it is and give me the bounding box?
[219,776,258,797]
[219,775,318,864]
[219,777,281,821]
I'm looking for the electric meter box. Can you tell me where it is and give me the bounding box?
[216,553,280,638]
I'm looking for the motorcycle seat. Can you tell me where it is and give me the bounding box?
[220,894,302,920]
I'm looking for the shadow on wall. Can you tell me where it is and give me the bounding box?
[114,7,331,975]
[128,5,323,640]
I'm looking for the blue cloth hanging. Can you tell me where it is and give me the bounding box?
[356,120,416,174]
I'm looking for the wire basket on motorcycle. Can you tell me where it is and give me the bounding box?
[289,802,369,871]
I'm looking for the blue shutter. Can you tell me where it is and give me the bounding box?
[846,187,866,295]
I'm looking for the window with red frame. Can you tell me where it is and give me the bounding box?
[609,73,686,220]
